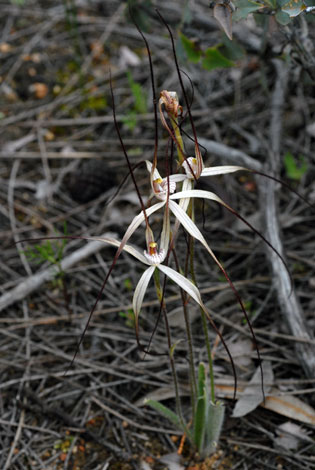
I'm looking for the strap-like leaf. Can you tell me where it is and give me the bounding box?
[194,393,207,452]
[204,401,225,457]
[198,362,207,398]
[144,399,186,434]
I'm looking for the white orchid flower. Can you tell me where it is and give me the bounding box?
[182,157,246,182]
[89,234,213,333]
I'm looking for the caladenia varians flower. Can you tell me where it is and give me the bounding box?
[90,227,222,346]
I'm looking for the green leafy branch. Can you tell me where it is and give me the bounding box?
[180,33,235,70]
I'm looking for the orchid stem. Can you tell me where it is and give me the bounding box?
[172,247,197,420]
[189,201,216,403]
[171,116,185,164]
[153,268,188,434]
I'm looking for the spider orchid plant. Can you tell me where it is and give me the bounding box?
[87,202,229,457]
[18,10,313,461]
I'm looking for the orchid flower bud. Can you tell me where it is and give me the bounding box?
[159,90,182,118]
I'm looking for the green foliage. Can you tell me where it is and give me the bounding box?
[275,9,291,24]
[122,71,147,131]
[284,152,308,180]
[233,0,311,25]
[180,33,202,63]
[180,34,235,70]
[280,0,307,16]
[144,399,184,430]
[145,363,225,458]
[122,111,138,131]
[80,95,107,112]
[241,300,255,324]
[126,0,153,32]
[124,278,133,291]
[221,36,246,61]
[233,0,262,20]
[22,223,68,287]
[126,71,147,114]
[119,309,135,328]
[202,47,235,71]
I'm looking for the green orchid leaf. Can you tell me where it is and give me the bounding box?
[204,401,225,457]
[194,393,207,452]
[144,399,185,432]
[198,362,207,398]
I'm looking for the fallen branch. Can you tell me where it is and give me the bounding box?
[198,68,315,378]
[0,237,110,312]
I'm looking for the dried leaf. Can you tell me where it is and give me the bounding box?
[274,421,307,450]
[118,45,141,68]
[137,383,315,425]
[227,339,253,368]
[232,361,274,417]
[159,453,185,470]
[264,390,315,425]
[213,4,233,40]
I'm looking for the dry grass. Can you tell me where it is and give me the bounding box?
[1,1,315,468]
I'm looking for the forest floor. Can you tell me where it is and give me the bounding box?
[1,1,315,469]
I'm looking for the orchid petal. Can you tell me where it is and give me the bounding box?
[145,160,161,181]
[169,174,187,183]
[178,178,192,210]
[145,160,186,183]
[171,177,192,240]
[170,189,225,206]
[201,165,247,177]
[92,236,150,265]
[133,265,155,321]
[120,201,165,247]
[158,264,204,307]
[169,200,223,269]
[96,201,165,267]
